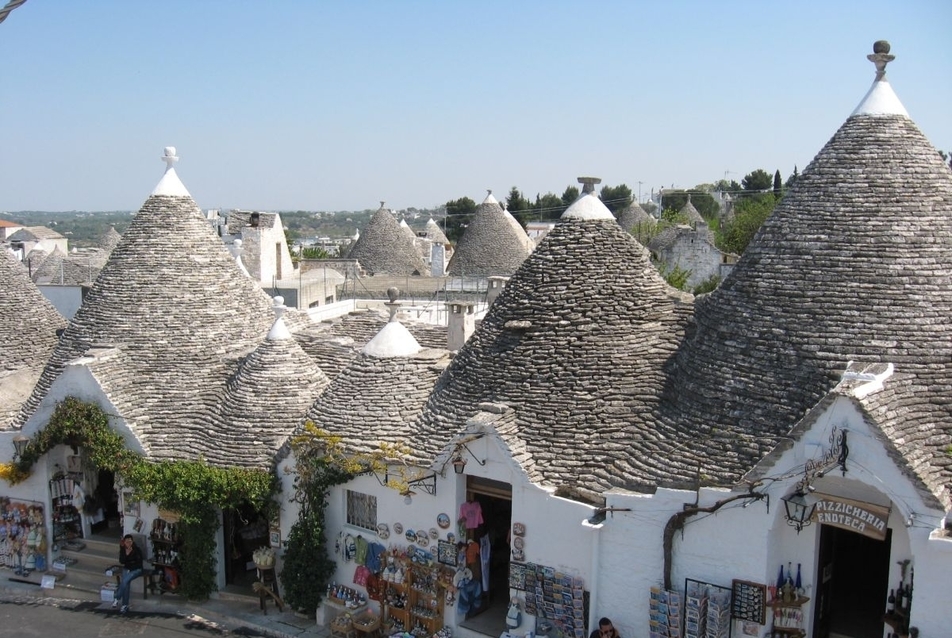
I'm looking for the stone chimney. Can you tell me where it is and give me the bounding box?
[486,276,509,306]
[447,301,475,352]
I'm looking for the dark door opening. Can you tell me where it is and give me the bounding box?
[223,504,270,588]
[90,469,121,535]
[461,477,512,634]
[812,525,892,638]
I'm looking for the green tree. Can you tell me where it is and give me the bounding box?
[718,193,777,255]
[561,186,579,206]
[714,178,743,194]
[301,246,336,259]
[534,192,567,220]
[444,197,476,243]
[784,165,800,190]
[773,170,782,199]
[598,184,632,213]
[741,169,773,193]
[506,187,530,214]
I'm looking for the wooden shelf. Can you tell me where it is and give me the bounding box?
[767,596,809,608]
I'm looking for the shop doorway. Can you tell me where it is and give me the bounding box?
[812,524,892,638]
[222,503,271,590]
[90,468,121,537]
[460,477,512,635]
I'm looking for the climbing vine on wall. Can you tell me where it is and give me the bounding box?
[2,396,278,600]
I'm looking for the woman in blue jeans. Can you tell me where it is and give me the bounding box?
[114,534,143,613]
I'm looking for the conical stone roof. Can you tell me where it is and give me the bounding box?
[424,218,449,245]
[306,316,447,457]
[660,44,952,502]
[0,249,66,428]
[98,227,122,252]
[419,187,693,502]
[447,192,532,276]
[679,196,705,226]
[615,201,655,231]
[17,148,280,465]
[348,203,428,276]
[216,297,329,467]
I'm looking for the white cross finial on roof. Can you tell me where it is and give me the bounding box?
[578,176,602,194]
[867,40,895,81]
[162,147,179,170]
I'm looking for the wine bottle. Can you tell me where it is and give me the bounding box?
[887,588,895,614]
[795,563,803,594]
[895,581,904,611]
[776,563,785,589]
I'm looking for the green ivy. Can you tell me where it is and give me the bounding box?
[9,396,278,600]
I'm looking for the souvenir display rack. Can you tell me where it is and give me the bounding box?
[684,578,732,638]
[408,563,444,636]
[150,518,182,593]
[519,562,587,638]
[767,596,808,638]
[49,477,82,543]
[648,585,682,638]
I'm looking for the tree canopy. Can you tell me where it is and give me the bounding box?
[741,169,773,193]
[598,184,633,213]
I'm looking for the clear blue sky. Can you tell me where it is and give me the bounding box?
[1,1,949,212]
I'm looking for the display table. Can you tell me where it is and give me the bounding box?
[256,567,281,614]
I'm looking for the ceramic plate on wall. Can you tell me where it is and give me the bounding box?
[437,513,450,528]
[416,530,429,546]
[512,522,526,536]
[405,529,416,543]
[429,528,439,540]
[394,523,403,535]
[377,523,390,539]
[513,536,525,550]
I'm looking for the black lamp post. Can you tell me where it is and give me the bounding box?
[782,491,816,534]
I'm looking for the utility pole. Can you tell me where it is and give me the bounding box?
[637,181,643,203]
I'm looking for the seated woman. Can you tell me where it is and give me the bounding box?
[114,534,144,614]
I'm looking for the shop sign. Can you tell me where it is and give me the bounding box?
[811,494,890,540]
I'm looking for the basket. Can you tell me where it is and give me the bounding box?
[352,612,381,634]
[331,614,354,632]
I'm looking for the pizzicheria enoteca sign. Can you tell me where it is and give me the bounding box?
[811,494,891,540]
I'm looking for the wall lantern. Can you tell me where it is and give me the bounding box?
[782,491,816,534]
[12,433,29,459]
[450,440,486,475]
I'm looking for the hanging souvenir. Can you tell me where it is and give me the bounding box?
[415,529,429,546]
[405,528,416,543]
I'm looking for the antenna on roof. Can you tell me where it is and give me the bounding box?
[578,176,602,194]
[868,40,894,81]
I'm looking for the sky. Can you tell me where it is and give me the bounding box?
[1,1,950,213]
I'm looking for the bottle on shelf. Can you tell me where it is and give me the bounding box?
[776,564,785,589]
[887,588,895,614]
[795,563,802,595]
[895,580,904,612]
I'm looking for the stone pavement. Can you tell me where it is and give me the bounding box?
[0,576,331,638]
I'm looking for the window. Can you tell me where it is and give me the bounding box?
[346,490,377,531]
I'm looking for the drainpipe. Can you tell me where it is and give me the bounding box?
[582,516,603,635]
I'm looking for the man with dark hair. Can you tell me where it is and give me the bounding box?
[589,617,619,638]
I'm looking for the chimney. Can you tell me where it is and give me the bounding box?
[447,301,476,352]
[486,276,509,306]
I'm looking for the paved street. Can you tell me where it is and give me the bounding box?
[0,595,268,637]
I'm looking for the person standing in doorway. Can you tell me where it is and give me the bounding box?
[114,534,143,614]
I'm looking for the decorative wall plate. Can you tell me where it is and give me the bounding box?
[437,513,451,529]
[405,529,416,542]
[446,532,455,544]
[416,530,429,546]
[512,522,526,536]
[377,523,390,539]
[393,523,403,535]
[513,536,525,550]
[429,528,439,540]
[512,547,525,562]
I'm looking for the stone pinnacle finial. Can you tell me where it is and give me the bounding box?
[867,40,895,81]
[578,176,602,194]
[385,287,400,321]
[161,146,179,170]
[272,295,287,320]
[486,189,492,197]
[380,201,386,210]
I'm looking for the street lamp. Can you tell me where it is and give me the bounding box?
[782,491,816,534]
